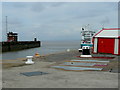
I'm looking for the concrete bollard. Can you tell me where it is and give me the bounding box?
[80,46,92,57]
[25,56,34,64]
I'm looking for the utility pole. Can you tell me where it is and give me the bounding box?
[6,16,8,41]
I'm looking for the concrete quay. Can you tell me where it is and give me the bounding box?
[2,50,119,88]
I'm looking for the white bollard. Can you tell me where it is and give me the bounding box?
[67,49,70,52]
[80,46,92,57]
[25,56,34,64]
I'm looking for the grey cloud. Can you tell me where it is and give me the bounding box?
[8,19,22,25]
[70,8,110,20]
[100,16,110,24]
[2,2,117,41]
[30,3,45,12]
[10,2,27,8]
[51,2,65,7]
[30,2,65,12]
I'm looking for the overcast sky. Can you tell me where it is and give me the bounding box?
[2,2,118,41]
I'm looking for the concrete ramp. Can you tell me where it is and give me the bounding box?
[71,60,109,63]
[60,62,96,66]
[51,66,103,71]
[50,59,110,71]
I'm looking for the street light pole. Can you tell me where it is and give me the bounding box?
[6,16,8,41]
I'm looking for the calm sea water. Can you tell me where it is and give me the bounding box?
[1,40,80,60]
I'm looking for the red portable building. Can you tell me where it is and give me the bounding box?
[93,28,120,55]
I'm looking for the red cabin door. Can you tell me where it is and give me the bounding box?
[98,38,115,54]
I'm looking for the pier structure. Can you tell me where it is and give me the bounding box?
[1,31,41,52]
[1,41,41,52]
[1,16,41,52]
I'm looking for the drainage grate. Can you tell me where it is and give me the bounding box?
[51,66,103,71]
[71,60,109,63]
[20,71,49,77]
[61,62,96,66]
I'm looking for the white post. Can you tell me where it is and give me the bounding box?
[114,39,119,55]
[67,49,70,52]
[93,38,98,53]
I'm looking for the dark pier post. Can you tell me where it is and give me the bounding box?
[34,38,37,41]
